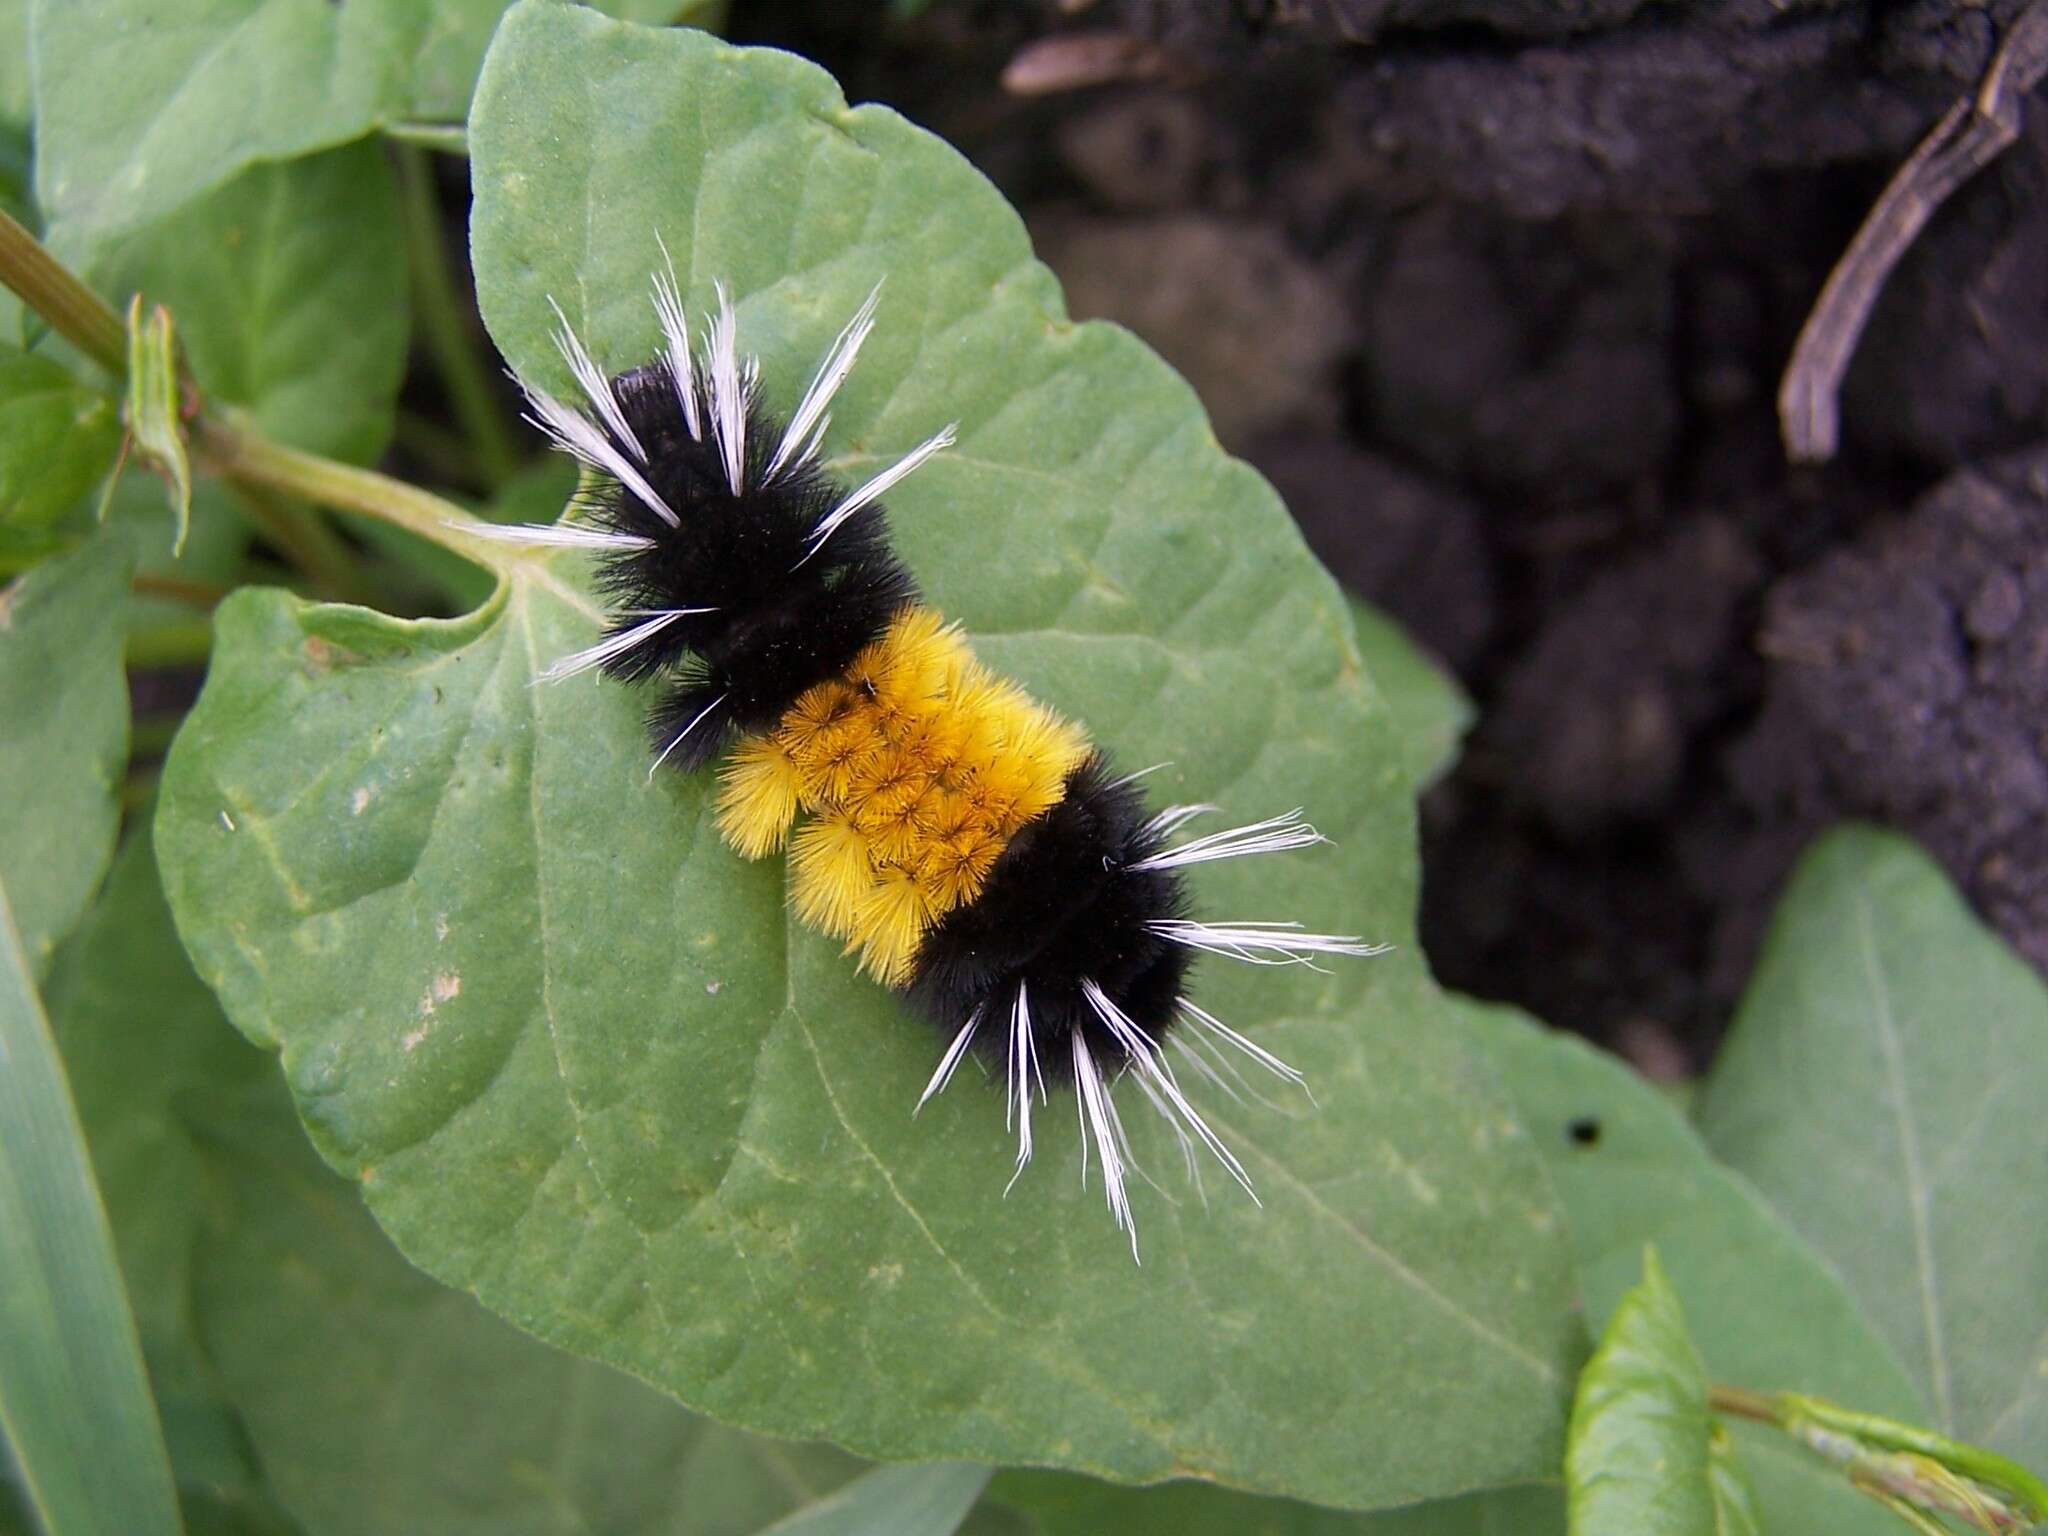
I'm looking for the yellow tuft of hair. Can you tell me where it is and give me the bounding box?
[789,813,875,938]
[856,866,935,985]
[715,603,1095,984]
[716,736,804,857]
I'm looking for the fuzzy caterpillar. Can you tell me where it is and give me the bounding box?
[478,270,1380,1259]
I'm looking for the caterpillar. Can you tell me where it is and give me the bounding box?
[476,267,1380,1258]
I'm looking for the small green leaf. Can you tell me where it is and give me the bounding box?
[755,1465,989,1536]
[0,529,132,974]
[123,296,190,552]
[0,873,182,1536]
[1457,998,1917,1535]
[81,144,407,466]
[0,345,121,531]
[1696,828,2048,1464]
[30,0,730,250]
[1344,599,1471,792]
[155,3,1580,1511]
[1565,1247,1714,1536]
[51,823,872,1536]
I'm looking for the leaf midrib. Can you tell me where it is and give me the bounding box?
[1856,890,1952,1428]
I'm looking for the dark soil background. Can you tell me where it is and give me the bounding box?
[731,0,2048,1072]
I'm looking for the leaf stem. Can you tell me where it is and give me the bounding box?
[395,145,523,490]
[1707,1384,1778,1425]
[0,207,126,374]
[195,410,508,572]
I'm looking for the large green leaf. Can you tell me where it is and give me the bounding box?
[70,143,407,465]
[1564,1249,1718,1536]
[1696,827,2048,1464]
[0,346,120,532]
[155,2,1579,1507]
[0,529,132,974]
[53,824,869,1536]
[0,872,181,1536]
[1457,1000,1916,1535]
[30,0,723,250]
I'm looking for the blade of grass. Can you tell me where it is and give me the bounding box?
[0,874,183,1536]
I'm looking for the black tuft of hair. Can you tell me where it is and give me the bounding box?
[904,754,1194,1080]
[581,360,919,766]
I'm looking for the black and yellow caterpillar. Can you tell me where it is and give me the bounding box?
[479,272,1376,1257]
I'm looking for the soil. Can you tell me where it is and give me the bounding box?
[732,0,2048,1068]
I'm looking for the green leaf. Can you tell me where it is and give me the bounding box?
[30,0,729,249]
[154,3,1581,1509]
[78,144,408,466]
[0,345,121,531]
[1344,599,1471,792]
[1564,1248,1714,1536]
[53,823,869,1536]
[1456,998,1918,1535]
[124,297,192,553]
[0,529,132,975]
[755,1465,989,1536]
[1696,827,2048,1464]
[0,872,182,1536]
[990,1474,1563,1536]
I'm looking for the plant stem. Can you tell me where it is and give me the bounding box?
[195,410,506,570]
[0,201,513,589]
[1708,1384,1779,1425]
[395,144,522,490]
[0,208,125,374]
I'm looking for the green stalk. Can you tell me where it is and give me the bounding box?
[195,410,508,570]
[0,194,514,593]
[0,208,125,373]
[396,144,521,489]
